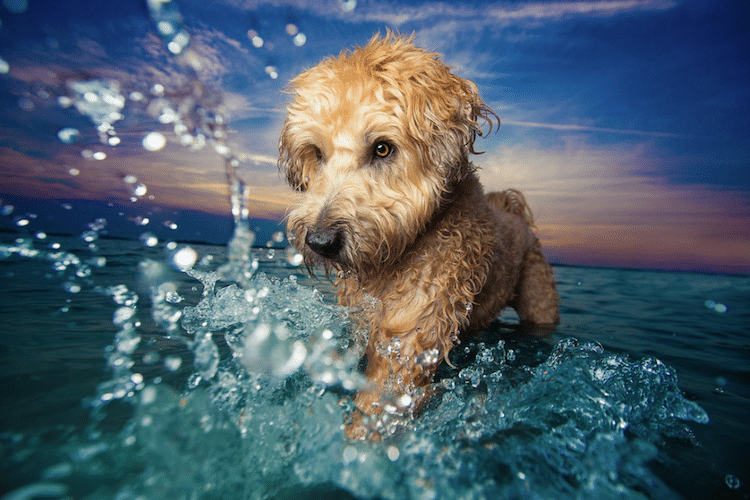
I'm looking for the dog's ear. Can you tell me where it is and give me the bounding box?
[423,76,499,185]
[278,116,311,192]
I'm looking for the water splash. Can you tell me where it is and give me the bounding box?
[0,5,714,499]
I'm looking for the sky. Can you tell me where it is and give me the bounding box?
[0,0,748,274]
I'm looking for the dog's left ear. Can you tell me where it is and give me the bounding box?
[424,76,499,185]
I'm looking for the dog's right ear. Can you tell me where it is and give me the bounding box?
[278,117,309,192]
[419,73,500,186]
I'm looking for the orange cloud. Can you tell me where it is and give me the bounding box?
[477,138,750,273]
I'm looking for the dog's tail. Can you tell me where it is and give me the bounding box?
[486,189,535,228]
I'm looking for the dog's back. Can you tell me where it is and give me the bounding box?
[486,189,536,228]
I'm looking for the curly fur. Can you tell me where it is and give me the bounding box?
[279,31,559,439]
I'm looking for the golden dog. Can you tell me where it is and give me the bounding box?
[279,32,559,439]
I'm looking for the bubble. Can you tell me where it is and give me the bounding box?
[164,355,182,372]
[140,232,158,247]
[725,474,741,490]
[293,33,307,47]
[343,445,358,465]
[75,265,92,278]
[172,246,198,271]
[265,66,279,80]
[248,30,264,48]
[109,284,138,306]
[285,23,298,36]
[168,32,190,54]
[157,20,175,36]
[165,290,183,303]
[143,351,160,365]
[128,216,149,226]
[705,300,727,313]
[18,97,33,111]
[142,131,167,151]
[113,306,136,326]
[57,127,79,144]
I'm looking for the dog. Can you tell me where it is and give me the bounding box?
[279,32,559,439]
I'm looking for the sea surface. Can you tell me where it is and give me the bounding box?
[0,233,748,500]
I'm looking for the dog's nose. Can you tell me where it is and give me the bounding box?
[305,227,343,259]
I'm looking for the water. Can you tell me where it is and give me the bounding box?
[1,234,748,500]
[1,2,748,498]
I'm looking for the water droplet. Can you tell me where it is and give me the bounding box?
[164,355,182,372]
[248,31,264,48]
[142,131,167,151]
[57,127,79,144]
[17,97,33,111]
[172,246,197,271]
[725,474,741,490]
[285,248,304,266]
[140,232,158,247]
[293,33,307,47]
[265,65,279,79]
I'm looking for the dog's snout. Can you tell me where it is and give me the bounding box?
[305,227,343,259]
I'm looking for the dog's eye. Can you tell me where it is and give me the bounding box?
[373,141,393,159]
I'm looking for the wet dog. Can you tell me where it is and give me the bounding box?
[279,32,559,439]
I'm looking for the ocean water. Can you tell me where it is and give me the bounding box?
[1,233,748,500]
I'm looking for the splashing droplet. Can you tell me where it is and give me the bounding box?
[142,131,167,151]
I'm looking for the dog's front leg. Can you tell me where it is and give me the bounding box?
[346,331,437,440]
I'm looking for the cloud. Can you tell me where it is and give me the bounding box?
[477,137,750,272]
[502,120,682,138]
[215,0,677,26]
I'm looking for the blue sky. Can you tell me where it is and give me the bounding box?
[0,0,748,273]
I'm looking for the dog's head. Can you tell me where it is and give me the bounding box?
[279,31,498,274]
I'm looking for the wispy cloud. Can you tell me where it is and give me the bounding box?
[502,120,682,138]
[218,0,677,25]
[476,138,750,272]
